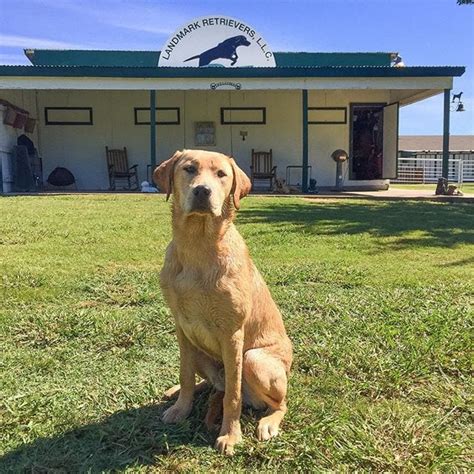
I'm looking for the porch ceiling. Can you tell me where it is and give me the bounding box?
[390,89,447,106]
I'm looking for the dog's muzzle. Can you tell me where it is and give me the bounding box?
[191,185,212,212]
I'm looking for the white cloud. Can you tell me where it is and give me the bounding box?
[0,33,96,49]
[103,20,174,36]
[26,0,180,37]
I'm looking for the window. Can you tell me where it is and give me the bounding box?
[45,107,93,125]
[134,107,180,125]
[308,107,347,124]
[220,107,266,125]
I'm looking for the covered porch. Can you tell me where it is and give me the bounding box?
[0,56,464,194]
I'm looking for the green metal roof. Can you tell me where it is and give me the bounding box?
[0,64,465,78]
[24,49,394,67]
[25,49,162,67]
[0,49,462,79]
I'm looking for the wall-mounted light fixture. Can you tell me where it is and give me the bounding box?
[240,130,248,141]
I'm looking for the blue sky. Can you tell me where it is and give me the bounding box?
[0,0,473,135]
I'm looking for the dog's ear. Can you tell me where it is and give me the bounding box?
[229,157,252,210]
[153,151,182,200]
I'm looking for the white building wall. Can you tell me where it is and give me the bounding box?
[308,89,391,188]
[182,90,302,181]
[1,88,392,190]
[35,89,304,190]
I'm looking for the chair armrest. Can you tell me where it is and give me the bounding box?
[108,163,114,172]
[271,166,277,172]
[129,164,138,171]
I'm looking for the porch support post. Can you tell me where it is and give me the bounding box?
[150,90,157,179]
[302,89,309,193]
[442,88,451,180]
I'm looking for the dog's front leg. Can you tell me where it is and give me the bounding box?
[215,328,244,455]
[162,326,196,423]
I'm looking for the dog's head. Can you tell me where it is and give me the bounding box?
[274,177,285,188]
[233,35,251,48]
[153,149,251,216]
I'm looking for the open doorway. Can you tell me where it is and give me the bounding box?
[350,102,399,181]
[350,104,384,180]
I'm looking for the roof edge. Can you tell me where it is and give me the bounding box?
[0,64,466,78]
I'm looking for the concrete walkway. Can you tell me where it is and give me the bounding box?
[310,188,473,202]
[254,188,474,202]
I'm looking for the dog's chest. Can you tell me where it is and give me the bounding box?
[163,265,244,359]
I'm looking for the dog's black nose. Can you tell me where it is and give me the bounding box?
[193,185,212,198]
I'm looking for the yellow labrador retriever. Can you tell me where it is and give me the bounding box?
[154,149,292,455]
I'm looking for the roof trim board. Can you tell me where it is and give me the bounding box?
[0,65,465,79]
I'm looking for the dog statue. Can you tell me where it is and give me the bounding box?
[452,92,463,103]
[185,35,250,66]
[273,177,300,194]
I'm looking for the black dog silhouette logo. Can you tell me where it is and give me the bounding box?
[184,35,251,66]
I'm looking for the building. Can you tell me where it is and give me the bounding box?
[0,15,465,193]
[399,135,474,152]
[397,135,474,183]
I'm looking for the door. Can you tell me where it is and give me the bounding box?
[350,103,385,180]
[382,102,399,179]
[350,102,399,180]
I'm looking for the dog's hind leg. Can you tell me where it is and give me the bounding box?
[204,390,224,431]
[163,379,208,400]
[243,348,288,441]
[164,348,224,400]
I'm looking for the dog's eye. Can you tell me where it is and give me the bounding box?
[217,170,227,178]
[183,165,196,174]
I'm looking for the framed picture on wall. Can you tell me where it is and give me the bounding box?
[195,122,215,146]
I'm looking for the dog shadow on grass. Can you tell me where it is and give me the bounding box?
[0,390,225,472]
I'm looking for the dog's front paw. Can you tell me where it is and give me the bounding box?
[161,403,191,424]
[215,431,242,456]
[257,418,279,441]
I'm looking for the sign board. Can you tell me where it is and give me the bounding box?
[158,15,276,68]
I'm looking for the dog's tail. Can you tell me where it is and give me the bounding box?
[184,54,200,62]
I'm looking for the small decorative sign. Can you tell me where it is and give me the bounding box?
[158,16,275,68]
[210,82,242,90]
[195,122,216,146]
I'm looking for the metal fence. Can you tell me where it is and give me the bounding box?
[394,152,474,184]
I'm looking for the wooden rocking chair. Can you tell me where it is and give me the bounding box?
[105,146,139,190]
[250,149,276,190]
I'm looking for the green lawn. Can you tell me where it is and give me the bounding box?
[1,195,473,472]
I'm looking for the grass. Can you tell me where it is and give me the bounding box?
[1,194,473,472]
[390,183,474,194]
